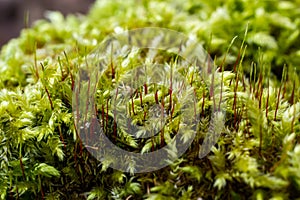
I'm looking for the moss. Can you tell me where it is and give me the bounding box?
[0,0,299,199]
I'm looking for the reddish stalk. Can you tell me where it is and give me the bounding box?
[169,88,173,118]
[74,76,82,158]
[249,63,253,95]
[143,110,147,121]
[290,79,295,105]
[19,157,26,180]
[101,104,105,128]
[89,73,98,141]
[152,138,155,152]
[9,186,13,200]
[140,90,143,106]
[63,51,75,90]
[233,71,239,130]
[242,73,246,92]
[160,128,164,148]
[110,44,115,79]
[274,85,282,121]
[131,97,135,115]
[58,126,66,149]
[41,62,67,149]
[106,99,109,133]
[229,50,241,86]
[41,63,54,110]
[256,72,263,103]
[169,63,173,117]
[58,57,64,81]
[113,101,117,141]
[259,81,263,110]
[190,70,194,86]
[161,94,165,147]
[112,87,119,139]
[84,77,91,144]
[266,76,270,118]
[201,87,205,117]
[144,83,148,95]
[44,85,54,110]
[210,71,216,112]
[219,69,224,111]
[155,90,159,104]
[291,79,296,133]
[282,71,287,99]
[113,115,117,140]
[252,63,257,95]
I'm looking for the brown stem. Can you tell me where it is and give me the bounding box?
[101,104,105,128]
[144,83,148,95]
[282,74,287,99]
[252,63,257,95]
[274,86,281,121]
[44,85,54,110]
[84,77,91,144]
[219,71,224,111]
[169,63,173,114]
[266,77,269,118]
[169,88,173,118]
[233,71,239,130]
[58,57,64,81]
[131,97,135,115]
[210,72,215,110]
[140,90,143,106]
[39,175,45,200]
[160,128,164,148]
[41,63,54,110]
[161,94,165,147]
[106,99,109,133]
[155,90,159,104]
[58,126,66,149]
[290,79,295,105]
[202,87,205,117]
[242,72,246,92]
[110,43,115,79]
[143,110,147,121]
[257,73,263,106]
[16,186,20,200]
[113,106,117,141]
[63,51,74,90]
[259,83,263,110]
[19,157,26,180]
[291,80,296,133]
[229,51,241,86]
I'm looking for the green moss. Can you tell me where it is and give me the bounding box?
[0,0,299,199]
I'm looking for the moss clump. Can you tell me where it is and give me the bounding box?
[0,0,299,199]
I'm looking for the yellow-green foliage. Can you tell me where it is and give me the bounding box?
[0,0,299,199]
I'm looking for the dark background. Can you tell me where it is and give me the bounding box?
[0,0,95,47]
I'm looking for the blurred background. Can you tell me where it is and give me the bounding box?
[0,0,95,47]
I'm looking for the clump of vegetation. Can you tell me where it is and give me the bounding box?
[0,0,299,199]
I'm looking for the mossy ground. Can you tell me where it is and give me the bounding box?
[0,0,300,199]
